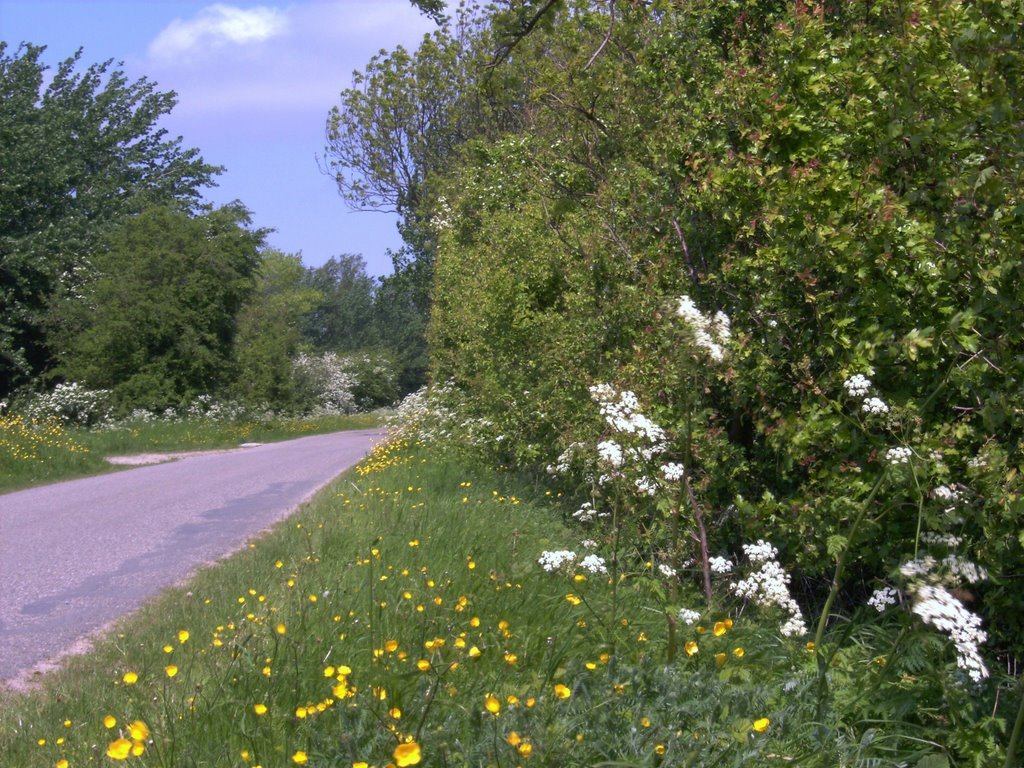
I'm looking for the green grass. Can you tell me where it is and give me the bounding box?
[0,435,787,767]
[0,412,382,494]
[3,435,1000,767]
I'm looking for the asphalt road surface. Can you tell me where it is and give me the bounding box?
[0,428,383,685]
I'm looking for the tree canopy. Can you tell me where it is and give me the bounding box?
[0,42,219,394]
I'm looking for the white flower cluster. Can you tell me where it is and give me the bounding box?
[661,462,685,482]
[675,295,731,362]
[579,554,608,575]
[886,446,912,465]
[920,532,963,548]
[634,477,659,496]
[657,563,677,578]
[23,382,112,427]
[942,555,988,585]
[538,550,577,572]
[843,374,872,398]
[581,539,598,549]
[547,442,585,475]
[597,440,625,469]
[862,397,890,415]
[933,484,961,502]
[742,540,777,563]
[709,556,734,574]
[573,502,607,523]
[867,586,899,612]
[589,384,667,447]
[292,352,358,415]
[678,608,701,625]
[899,556,937,577]
[910,584,988,682]
[730,541,807,637]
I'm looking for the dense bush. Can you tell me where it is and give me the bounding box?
[409,1,1024,762]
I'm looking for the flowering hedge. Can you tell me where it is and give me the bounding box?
[420,1,1023,762]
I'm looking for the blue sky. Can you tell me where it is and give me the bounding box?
[0,0,440,275]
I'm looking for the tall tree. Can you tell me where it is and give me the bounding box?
[0,43,219,394]
[233,249,322,407]
[54,205,265,409]
[302,254,377,352]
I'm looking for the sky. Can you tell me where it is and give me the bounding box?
[0,0,440,275]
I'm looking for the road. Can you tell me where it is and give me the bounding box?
[0,428,383,685]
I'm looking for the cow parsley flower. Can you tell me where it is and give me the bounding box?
[862,397,890,415]
[675,295,731,362]
[942,555,988,584]
[634,476,658,496]
[886,446,912,465]
[910,584,988,682]
[538,550,577,572]
[657,563,677,578]
[661,462,685,482]
[899,556,937,577]
[730,542,806,637]
[843,374,872,398]
[709,556,734,574]
[579,554,608,575]
[678,608,701,625]
[597,440,624,469]
[742,540,777,564]
[867,586,899,612]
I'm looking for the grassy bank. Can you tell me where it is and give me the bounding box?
[4,435,1007,766]
[0,436,789,767]
[0,412,381,494]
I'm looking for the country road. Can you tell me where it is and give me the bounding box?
[0,428,383,685]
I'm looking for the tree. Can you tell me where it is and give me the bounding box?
[302,254,376,352]
[54,205,265,409]
[233,249,322,407]
[0,43,219,395]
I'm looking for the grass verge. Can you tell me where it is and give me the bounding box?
[0,412,381,494]
[0,435,800,767]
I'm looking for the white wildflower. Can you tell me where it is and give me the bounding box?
[597,440,624,469]
[731,542,806,638]
[538,550,577,572]
[910,584,988,682]
[657,563,677,578]
[862,397,890,415]
[867,586,899,612]
[920,532,963,548]
[942,555,988,585]
[899,556,937,577]
[843,374,872,398]
[742,540,778,564]
[579,554,608,575]
[709,556,734,574]
[634,476,659,496]
[661,462,685,482]
[678,608,701,626]
[886,446,912,465]
[675,295,731,362]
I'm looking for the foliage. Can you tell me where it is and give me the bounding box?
[52,204,266,410]
[302,254,376,352]
[406,0,1024,761]
[0,43,219,394]
[234,249,323,408]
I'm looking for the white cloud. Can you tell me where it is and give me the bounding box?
[148,3,289,59]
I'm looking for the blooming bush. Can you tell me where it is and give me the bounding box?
[22,382,111,426]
